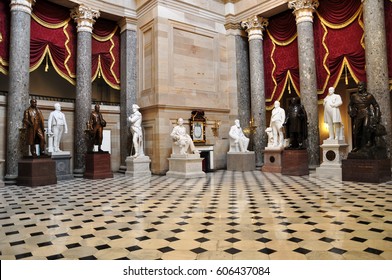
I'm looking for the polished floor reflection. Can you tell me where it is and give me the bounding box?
[0,170,391,260]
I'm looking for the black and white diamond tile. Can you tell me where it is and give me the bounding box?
[0,171,391,260]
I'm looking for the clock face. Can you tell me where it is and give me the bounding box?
[194,123,202,138]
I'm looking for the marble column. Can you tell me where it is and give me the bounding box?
[241,16,268,167]
[362,0,391,158]
[5,0,35,185]
[71,5,100,177]
[289,0,320,169]
[119,18,137,170]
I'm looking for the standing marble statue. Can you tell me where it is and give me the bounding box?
[23,99,46,157]
[284,97,308,149]
[270,101,286,147]
[48,103,68,153]
[229,119,250,152]
[324,87,343,140]
[89,104,106,152]
[171,118,199,155]
[128,104,144,158]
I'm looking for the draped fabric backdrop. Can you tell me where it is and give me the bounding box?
[263,0,370,108]
[92,18,120,90]
[0,0,120,90]
[263,10,300,110]
[314,0,365,99]
[31,0,77,84]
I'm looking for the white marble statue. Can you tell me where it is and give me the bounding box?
[229,119,249,152]
[265,127,274,148]
[128,104,144,158]
[170,118,199,155]
[324,87,343,140]
[270,100,286,147]
[47,102,68,153]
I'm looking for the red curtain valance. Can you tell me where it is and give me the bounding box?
[314,0,365,99]
[92,18,120,90]
[30,0,77,84]
[264,10,300,109]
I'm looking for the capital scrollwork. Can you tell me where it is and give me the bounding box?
[240,15,268,41]
[288,0,319,24]
[10,0,36,14]
[70,4,100,33]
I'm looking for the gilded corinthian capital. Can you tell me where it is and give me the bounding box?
[288,0,319,24]
[71,5,100,33]
[241,16,268,41]
[10,0,35,14]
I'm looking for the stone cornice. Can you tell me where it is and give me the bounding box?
[10,0,35,14]
[288,0,319,24]
[118,17,137,32]
[70,4,100,33]
[241,15,268,41]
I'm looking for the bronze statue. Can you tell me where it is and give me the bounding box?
[23,99,46,157]
[348,81,387,159]
[283,97,308,149]
[88,104,106,152]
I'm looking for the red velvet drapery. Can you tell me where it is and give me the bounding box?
[0,0,121,89]
[31,0,77,84]
[92,18,120,90]
[0,0,10,75]
[314,0,365,99]
[263,10,300,109]
[263,0,368,108]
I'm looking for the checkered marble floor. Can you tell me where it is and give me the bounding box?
[0,170,391,260]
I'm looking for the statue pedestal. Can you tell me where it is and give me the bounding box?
[51,152,73,181]
[17,157,57,186]
[125,155,151,177]
[282,149,309,176]
[84,152,113,179]
[262,147,283,173]
[227,152,255,171]
[342,158,391,183]
[166,154,205,178]
[315,139,348,179]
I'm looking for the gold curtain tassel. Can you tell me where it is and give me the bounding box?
[345,64,348,85]
[288,79,291,94]
[44,53,49,72]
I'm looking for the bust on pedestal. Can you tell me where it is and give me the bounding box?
[125,104,151,177]
[263,101,285,173]
[227,119,255,171]
[84,104,113,179]
[47,103,73,180]
[18,99,57,186]
[166,118,205,178]
[281,97,309,176]
[315,87,348,179]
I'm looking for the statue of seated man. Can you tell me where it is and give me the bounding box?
[170,118,199,155]
[229,119,249,152]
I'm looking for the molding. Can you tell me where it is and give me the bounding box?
[10,0,35,14]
